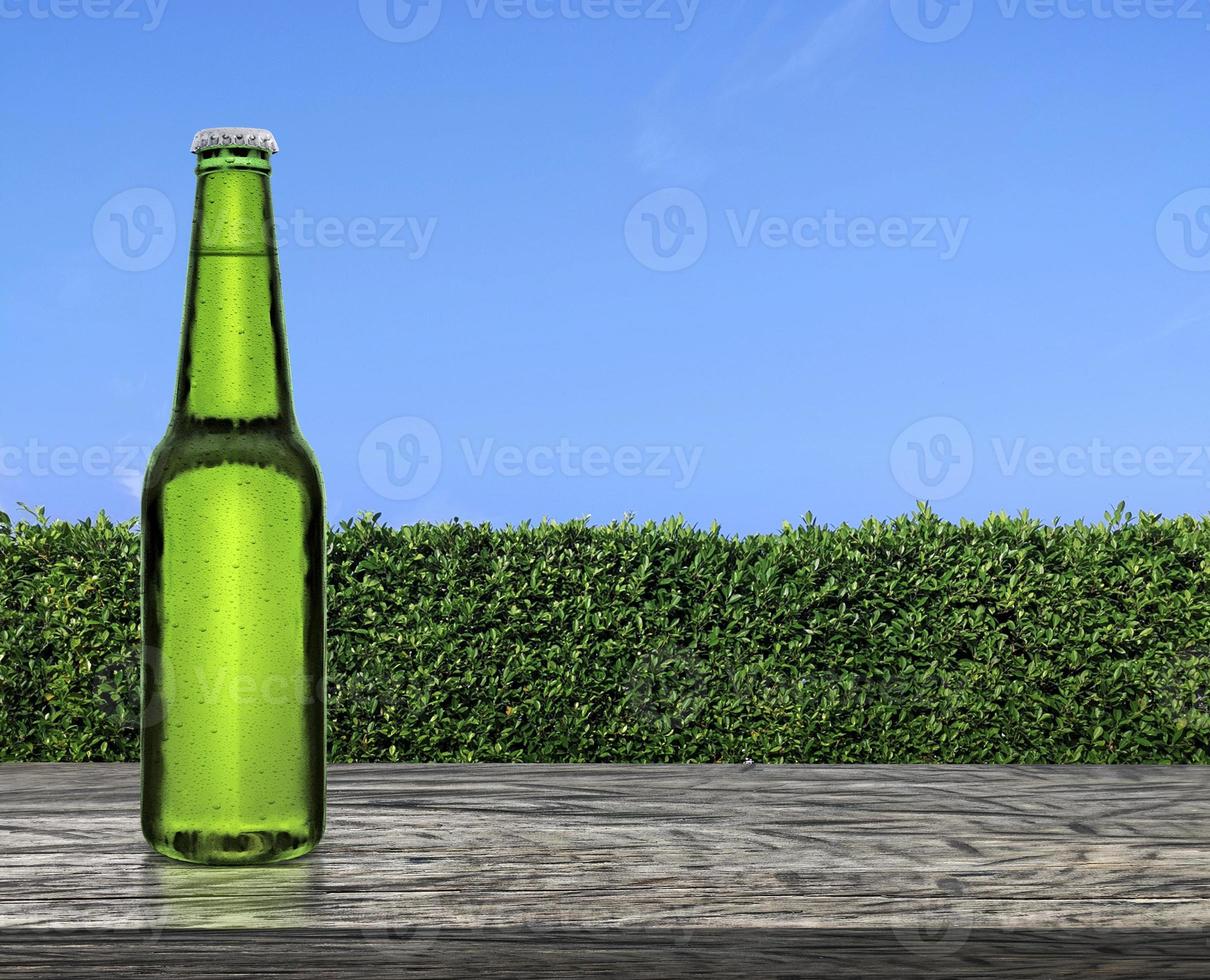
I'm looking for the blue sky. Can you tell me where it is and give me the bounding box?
[3,0,1210,534]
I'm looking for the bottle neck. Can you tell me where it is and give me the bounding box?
[173,149,295,426]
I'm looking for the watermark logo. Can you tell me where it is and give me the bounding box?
[893,913,972,960]
[894,0,1210,43]
[891,423,1210,501]
[90,653,143,734]
[626,189,970,272]
[625,188,709,272]
[890,416,975,501]
[93,188,176,272]
[359,0,698,41]
[468,0,700,30]
[359,416,444,501]
[891,0,975,42]
[198,208,437,256]
[359,0,444,42]
[357,418,704,500]
[991,437,1210,483]
[626,648,715,734]
[1157,189,1210,273]
[96,188,437,271]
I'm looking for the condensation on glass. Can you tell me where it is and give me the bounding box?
[141,129,326,865]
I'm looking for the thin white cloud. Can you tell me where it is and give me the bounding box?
[633,68,693,173]
[633,0,882,174]
[115,467,144,502]
[1153,297,1210,342]
[1102,293,1210,360]
[764,0,881,89]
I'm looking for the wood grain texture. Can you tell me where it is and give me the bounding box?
[2,763,1209,977]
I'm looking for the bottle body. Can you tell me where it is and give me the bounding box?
[141,134,325,865]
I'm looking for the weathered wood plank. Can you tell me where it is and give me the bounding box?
[2,764,1209,977]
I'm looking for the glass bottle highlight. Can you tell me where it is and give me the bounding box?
[141,128,326,865]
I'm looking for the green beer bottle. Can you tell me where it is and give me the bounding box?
[141,128,326,865]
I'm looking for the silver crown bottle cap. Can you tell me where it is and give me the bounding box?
[191,128,279,154]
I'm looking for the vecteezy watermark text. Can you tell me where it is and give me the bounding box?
[991,438,1210,481]
[270,211,437,255]
[358,416,703,501]
[892,0,1210,44]
[0,439,151,479]
[461,437,701,487]
[725,209,969,259]
[358,0,699,43]
[624,188,971,272]
[0,0,168,30]
[195,208,437,257]
[93,187,438,272]
[890,416,1210,501]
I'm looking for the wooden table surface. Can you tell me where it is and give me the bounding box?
[1,763,1208,977]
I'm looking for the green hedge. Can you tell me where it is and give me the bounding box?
[2,504,1209,764]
